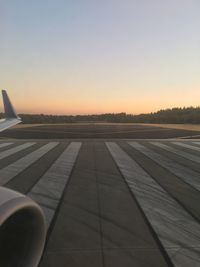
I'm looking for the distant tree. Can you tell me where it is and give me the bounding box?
[16,106,200,124]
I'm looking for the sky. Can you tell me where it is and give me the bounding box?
[0,0,200,115]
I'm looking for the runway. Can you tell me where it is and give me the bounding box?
[1,139,200,267]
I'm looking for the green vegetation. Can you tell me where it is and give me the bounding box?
[1,107,200,124]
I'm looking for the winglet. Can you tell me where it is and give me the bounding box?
[2,90,19,119]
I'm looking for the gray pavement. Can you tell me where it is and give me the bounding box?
[0,139,199,266]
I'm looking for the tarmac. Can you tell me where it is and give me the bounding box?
[0,139,200,267]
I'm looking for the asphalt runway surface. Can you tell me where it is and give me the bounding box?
[0,139,200,267]
[0,123,200,139]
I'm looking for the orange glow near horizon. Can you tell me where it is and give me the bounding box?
[4,85,199,115]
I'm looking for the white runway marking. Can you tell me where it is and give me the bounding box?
[129,142,200,192]
[151,142,200,163]
[0,143,13,149]
[192,141,200,145]
[0,142,35,160]
[172,142,200,152]
[28,142,82,227]
[0,142,58,186]
[106,142,200,267]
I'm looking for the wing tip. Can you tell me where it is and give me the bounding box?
[1,89,21,120]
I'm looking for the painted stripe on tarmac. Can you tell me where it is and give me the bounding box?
[192,142,200,145]
[0,142,58,186]
[151,142,200,163]
[129,142,200,192]
[0,142,35,160]
[28,142,82,227]
[0,143,13,149]
[172,142,200,152]
[106,142,200,267]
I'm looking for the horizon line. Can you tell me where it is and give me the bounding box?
[11,105,200,117]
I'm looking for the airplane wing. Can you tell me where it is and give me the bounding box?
[0,90,21,132]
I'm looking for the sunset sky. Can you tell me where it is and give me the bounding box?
[1,0,200,115]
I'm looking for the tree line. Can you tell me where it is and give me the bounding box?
[1,107,200,124]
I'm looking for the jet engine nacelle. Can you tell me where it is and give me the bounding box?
[0,187,46,267]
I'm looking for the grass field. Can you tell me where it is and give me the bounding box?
[0,123,200,139]
[144,123,200,131]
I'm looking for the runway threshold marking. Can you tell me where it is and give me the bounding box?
[151,142,200,163]
[172,142,200,152]
[0,142,58,186]
[28,142,82,227]
[192,141,200,145]
[0,143,13,149]
[106,142,200,267]
[0,142,35,160]
[129,142,200,192]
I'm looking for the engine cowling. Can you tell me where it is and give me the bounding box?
[0,187,46,267]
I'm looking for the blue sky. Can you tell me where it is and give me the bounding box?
[0,0,200,114]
